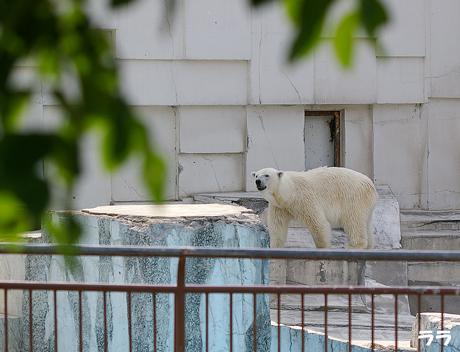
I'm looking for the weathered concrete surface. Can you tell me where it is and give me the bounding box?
[271,313,415,352]
[411,313,460,351]
[400,211,460,232]
[22,204,270,352]
[401,210,460,316]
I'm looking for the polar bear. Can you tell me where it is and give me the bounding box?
[251,167,378,249]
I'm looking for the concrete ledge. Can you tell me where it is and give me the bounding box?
[411,313,460,350]
[22,204,271,352]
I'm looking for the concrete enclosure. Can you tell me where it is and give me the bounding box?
[15,0,460,211]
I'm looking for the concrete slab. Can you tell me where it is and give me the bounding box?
[402,230,460,250]
[411,312,460,350]
[400,210,460,231]
[82,203,253,218]
[270,309,416,351]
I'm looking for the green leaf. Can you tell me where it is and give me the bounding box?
[334,12,359,67]
[251,0,276,5]
[0,91,30,132]
[360,0,388,36]
[284,0,303,24]
[143,151,166,203]
[287,0,334,61]
[0,191,32,238]
[110,0,137,7]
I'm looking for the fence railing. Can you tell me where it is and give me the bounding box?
[0,245,459,352]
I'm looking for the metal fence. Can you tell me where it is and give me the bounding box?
[1,245,460,352]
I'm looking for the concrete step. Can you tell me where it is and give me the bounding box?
[401,230,460,250]
[408,261,460,283]
[271,308,416,351]
[400,210,460,231]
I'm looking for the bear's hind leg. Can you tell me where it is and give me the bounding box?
[366,214,375,249]
[343,220,368,249]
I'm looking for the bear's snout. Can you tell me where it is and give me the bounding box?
[255,179,266,191]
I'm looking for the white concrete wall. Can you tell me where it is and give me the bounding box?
[18,0,460,210]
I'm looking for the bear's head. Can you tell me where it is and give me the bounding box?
[251,168,284,192]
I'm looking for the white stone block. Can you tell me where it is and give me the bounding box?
[118,60,179,105]
[314,40,377,104]
[43,107,112,210]
[174,61,248,105]
[179,106,246,154]
[250,4,315,104]
[119,60,248,106]
[430,0,460,98]
[178,154,244,197]
[86,0,117,29]
[112,106,177,201]
[377,0,426,57]
[184,0,251,60]
[377,57,425,104]
[116,0,183,59]
[425,99,460,210]
[246,106,305,190]
[373,104,426,209]
[341,105,373,178]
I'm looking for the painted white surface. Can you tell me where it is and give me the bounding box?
[119,60,248,106]
[313,40,377,104]
[10,0,460,210]
[246,106,305,190]
[377,0,426,57]
[178,154,245,197]
[179,106,246,154]
[304,115,335,170]
[373,104,425,209]
[377,57,425,104]
[112,106,177,202]
[184,0,251,60]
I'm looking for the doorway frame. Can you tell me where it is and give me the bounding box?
[304,110,341,168]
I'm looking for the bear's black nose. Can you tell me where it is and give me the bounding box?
[256,179,261,186]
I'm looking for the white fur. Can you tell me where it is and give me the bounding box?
[251,167,378,249]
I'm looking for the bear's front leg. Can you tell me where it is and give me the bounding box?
[304,212,332,249]
[267,204,292,248]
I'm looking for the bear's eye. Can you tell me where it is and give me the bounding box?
[264,175,269,178]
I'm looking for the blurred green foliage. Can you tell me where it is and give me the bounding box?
[0,0,165,243]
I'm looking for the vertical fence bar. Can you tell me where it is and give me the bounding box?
[79,290,83,352]
[324,294,328,352]
[277,293,281,352]
[417,294,421,352]
[253,293,257,352]
[394,294,398,352]
[4,289,7,352]
[175,256,186,352]
[371,294,374,352]
[29,289,33,352]
[301,293,304,352]
[441,294,445,352]
[103,291,108,352]
[54,290,58,352]
[153,293,157,352]
[205,292,209,352]
[128,292,133,352]
[229,293,233,352]
[348,293,352,352]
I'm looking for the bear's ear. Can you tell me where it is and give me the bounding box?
[277,171,284,178]
[251,171,256,178]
